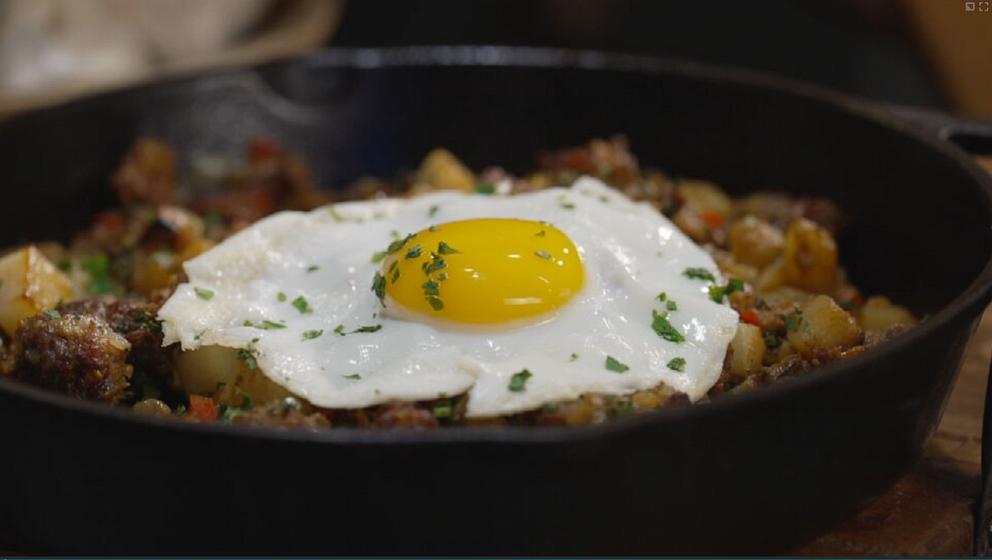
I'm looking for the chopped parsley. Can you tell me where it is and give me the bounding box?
[508,369,533,392]
[432,403,453,419]
[386,233,414,255]
[423,255,447,275]
[426,296,444,311]
[343,374,361,380]
[237,343,259,369]
[333,324,345,336]
[667,357,687,372]
[535,250,553,260]
[244,319,287,330]
[389,260,400,283]
[613,400,635,417]
[683,267,716,282]
[371,272,386,304]
[428,205,440,217]
[370,251,387,264]
[302,329,323,340]
[437,241,460,255]
[44,309,61,319]
[475,183,495,195]
[708,277,746,303]
[81,254,116,294]
[784,309,803,332]
[277,292,287,302]
[422,280,439,296]
[405,245,423,259]
[651,310,685,343]
[307,265,320,273]
[763,333,782,349]
[351,325,382,334]
[558,196,576,210]
[535,230,546,237]
[569,352,579,362]
[194,287,214,301]
[291,295,313,314]
[605,355,630,373]
[657,292,667,302]
[666,300,678,311]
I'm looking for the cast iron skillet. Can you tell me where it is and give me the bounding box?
[0,47,991,555]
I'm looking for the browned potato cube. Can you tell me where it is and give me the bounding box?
[728,323,766,377]
[858,296,916,332]
[415,148,477,192]
[729,215,785,268]
[786,295,862,357]
[783,218,838,293]
[0,245,75,336]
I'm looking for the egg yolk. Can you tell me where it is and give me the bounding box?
[378,218,583,325]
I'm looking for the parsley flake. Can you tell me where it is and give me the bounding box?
[428,205,440,217]
[657,292,667,302]
[476,183,495,195]
[302,329,323,340]
[371,272,386,304]
[351,324,382,334]
[426,296,444,311]
[307,265,320,273]
[535,230,546,237]
[508,369,533,392]
[334,324,345,336]
[370,251,387,264]
[558,196,576,210]
[422,280,439,296]
[277,292,287,302]
[666,300,678,311]
[763,333,782,349]
[437,241,460,255]
[784,309,803,332]
[423,256,446,275]
[292,295,313,314]
[194,287,214,301]
[405,245,423,259]
[535,250,552,260]
[683,267,716,282]
[45,309,61,319]
[605,355,630,373]
[432,404,453,419]
[343,374,361,380]
[651,310,685,343]
[667,357,686,372]
[569,352,579,362]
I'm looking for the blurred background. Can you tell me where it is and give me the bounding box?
[0,0,988,118]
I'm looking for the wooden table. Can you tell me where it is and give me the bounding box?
[793,305,992,556]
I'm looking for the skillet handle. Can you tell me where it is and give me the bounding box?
[881,104,992,158]
[879,105,992,555]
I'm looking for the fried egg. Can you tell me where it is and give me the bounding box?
[158,177,738,417]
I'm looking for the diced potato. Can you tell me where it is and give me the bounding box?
[728,323,766,377]
[858,296,916,332]
[672,207,709,242]
[782,218,838,293]
[415,148,476,192]
[175,345,292,404]
[786,295,862,357]
[755,257,787,291]
[729,215,784,268]
[677,179,732,215]
[0,245,75,336]
[130,251,179,297]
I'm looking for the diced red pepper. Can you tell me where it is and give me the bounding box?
[699,211,725,229]
[740,309,762,327]
[248,137,283,164]
[188,395,218,422]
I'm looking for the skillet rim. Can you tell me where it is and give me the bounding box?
[0,45,990,446]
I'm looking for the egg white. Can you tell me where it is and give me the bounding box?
[158,177,739,417]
